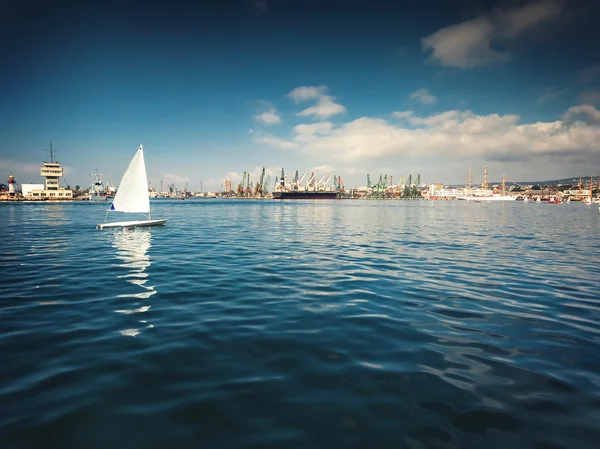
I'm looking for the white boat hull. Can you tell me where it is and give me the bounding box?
[487,196,517,201]
[458,197,491,202]
[458,196,516,202]
[97,219,167,229]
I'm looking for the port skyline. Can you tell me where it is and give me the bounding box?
[2,1,600,191]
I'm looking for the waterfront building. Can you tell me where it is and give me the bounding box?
[21,184,45,197]
[25,144,73,200]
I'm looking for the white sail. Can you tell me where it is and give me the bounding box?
[110,145,150,213]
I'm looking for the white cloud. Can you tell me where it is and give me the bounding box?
[255,105,600,166]
[286,85,346,118]
[494,0,564,39]
[409,89,437,105]
[254,101,282,125]
[393,111,414,119]
[255,108,282,125]
[579,90,600,106]
[226,171,241,182]
[294,122,334,135]
[287,86,328,102]
[422,17,508,69]
[408,110,470,127]
[297,95,346,118]
[255,136,299,150]
[562,104,600,124]
[579,63,600,84]
[293,122,334,142]
[422,0,564,68]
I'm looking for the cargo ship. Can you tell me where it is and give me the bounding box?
[273,190,337,200]
[272,168,338,200]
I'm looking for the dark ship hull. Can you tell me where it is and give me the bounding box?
[272,190,338,200]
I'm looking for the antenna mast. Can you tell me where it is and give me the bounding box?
[45,141,57,163]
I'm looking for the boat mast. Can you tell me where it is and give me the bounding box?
[591,173,594,202]
[482,165,488,192]
[89,169,104,193]
[502,174,506,196]
[468,168,472,193]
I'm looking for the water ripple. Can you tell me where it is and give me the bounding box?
[1,200,600,449]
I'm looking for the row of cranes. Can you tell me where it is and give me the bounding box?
[233,168,346,198]
[276,168,341,192]
[231,168,421,199]
[364,174,422,198]
[235,167,271,198]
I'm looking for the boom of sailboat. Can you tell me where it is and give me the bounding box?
[97,145,167,229]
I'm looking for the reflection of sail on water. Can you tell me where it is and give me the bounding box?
[111,229,156,336]
[112,229,156,299]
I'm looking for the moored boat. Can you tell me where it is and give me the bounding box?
[272,167,338,200]
[272,190,337,200]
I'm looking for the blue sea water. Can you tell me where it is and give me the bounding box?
[1,199,600,449]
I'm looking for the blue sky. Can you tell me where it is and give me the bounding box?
[1,0,600,190]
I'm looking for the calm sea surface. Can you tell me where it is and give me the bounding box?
[1,199,600,449]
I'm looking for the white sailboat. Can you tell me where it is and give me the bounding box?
[97,145,167,229]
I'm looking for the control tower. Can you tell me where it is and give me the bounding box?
[25,143,73,200]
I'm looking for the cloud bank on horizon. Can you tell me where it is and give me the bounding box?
[241,0,600,189]
[254,85,600,165]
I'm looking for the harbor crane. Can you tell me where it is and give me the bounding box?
[316,173,328,190]
[255,166,266,197]
[308,172,316,188]
[336,176,345,194]
[297,169,309,189]
[237,171,246,197]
